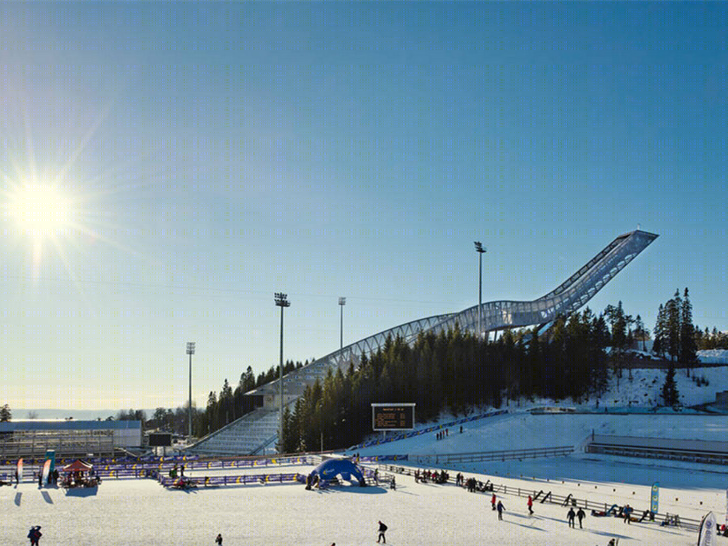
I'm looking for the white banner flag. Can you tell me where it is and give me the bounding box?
[698,511,717,546]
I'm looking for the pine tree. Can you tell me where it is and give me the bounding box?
[666,290,682,362]
[634,314,649,352]
[679,287,698,373]
[661,364,680,407]
[0,403,11,422]
[653,304,666,357]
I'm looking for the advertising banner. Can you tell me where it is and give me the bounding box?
[650,482,659,514]
[698,511,717,546]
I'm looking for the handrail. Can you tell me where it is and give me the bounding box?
[411,446,574,465]
[377,463,701,532]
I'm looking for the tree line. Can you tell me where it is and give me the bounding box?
[279,308,614,453]
[279,290,714,452]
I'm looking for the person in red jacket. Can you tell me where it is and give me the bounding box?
[527,495,534,515]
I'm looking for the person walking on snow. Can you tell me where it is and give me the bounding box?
[567,507,576,528]
[491,493,497,510]
[28,526,42,546]
[527,495,533,515]
[215,533,222,545]
[497,500,506,520]
[377,521,388,543]
[576,507,586,528]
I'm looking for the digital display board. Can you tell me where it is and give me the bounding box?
[371,403,415,431]
[148,433,172,447]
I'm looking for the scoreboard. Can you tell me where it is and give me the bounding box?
[371,403,415,431]
[148,432,172,447]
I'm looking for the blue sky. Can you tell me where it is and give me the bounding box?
[0,3,726,412]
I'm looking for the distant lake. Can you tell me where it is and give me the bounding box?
[14,409,157,421]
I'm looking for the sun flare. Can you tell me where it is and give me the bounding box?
[8,183,74,240]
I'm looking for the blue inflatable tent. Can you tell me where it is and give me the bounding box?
[308,458,366,487]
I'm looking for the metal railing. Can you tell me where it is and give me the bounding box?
[411,445,574,465]
[377,463,702,532]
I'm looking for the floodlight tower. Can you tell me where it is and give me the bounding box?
[338,297,346,349]
[474,242,487,339]
[186,342,195,439]
[274,292,290,450]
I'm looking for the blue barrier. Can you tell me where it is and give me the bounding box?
[159,472,303,488]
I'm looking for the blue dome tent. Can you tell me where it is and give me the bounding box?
[307,458,366,488]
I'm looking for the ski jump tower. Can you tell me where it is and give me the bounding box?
[188,230,657,455]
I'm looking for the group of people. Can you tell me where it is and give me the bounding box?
[60,470,99,489]
[463,476,493,493]
[435,429,449,440]
[414,468,449,484]
[566,506,587,528]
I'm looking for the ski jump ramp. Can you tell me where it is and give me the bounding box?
[251,229,658,400]
[189,230,657,455]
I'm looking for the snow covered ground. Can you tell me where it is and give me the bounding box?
[2,451,724,546]
[3,364,727,546]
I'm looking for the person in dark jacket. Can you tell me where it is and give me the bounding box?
[215,533,222,545]
[576,507,586,528]
[567,507,576,528]
[28,526,42,546]
[497,500,506,520]
[377,521,388,543]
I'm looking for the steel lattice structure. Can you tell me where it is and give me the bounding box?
[248,230,657,399]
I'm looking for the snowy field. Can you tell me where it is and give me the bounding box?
[2,457,723,546]
[4,364,727,546]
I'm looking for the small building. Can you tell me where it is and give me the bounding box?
[0,420,142,459]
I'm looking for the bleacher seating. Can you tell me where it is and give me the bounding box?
[187,408,280,456]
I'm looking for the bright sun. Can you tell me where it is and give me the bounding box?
[8,184,74,241]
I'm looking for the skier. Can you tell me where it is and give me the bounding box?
[567,507,576,528]
[496,500,505,520]
[27,525,42,546]
[377,520,388,544]
[215,533,222,545]
[527,495,533,515]
[576,507,586,528]
[491,493,497,510]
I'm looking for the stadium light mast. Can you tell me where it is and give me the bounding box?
[274,292,290,451]
[338,297,346,349]
[474,242,486,338]
[186,342,195,439]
